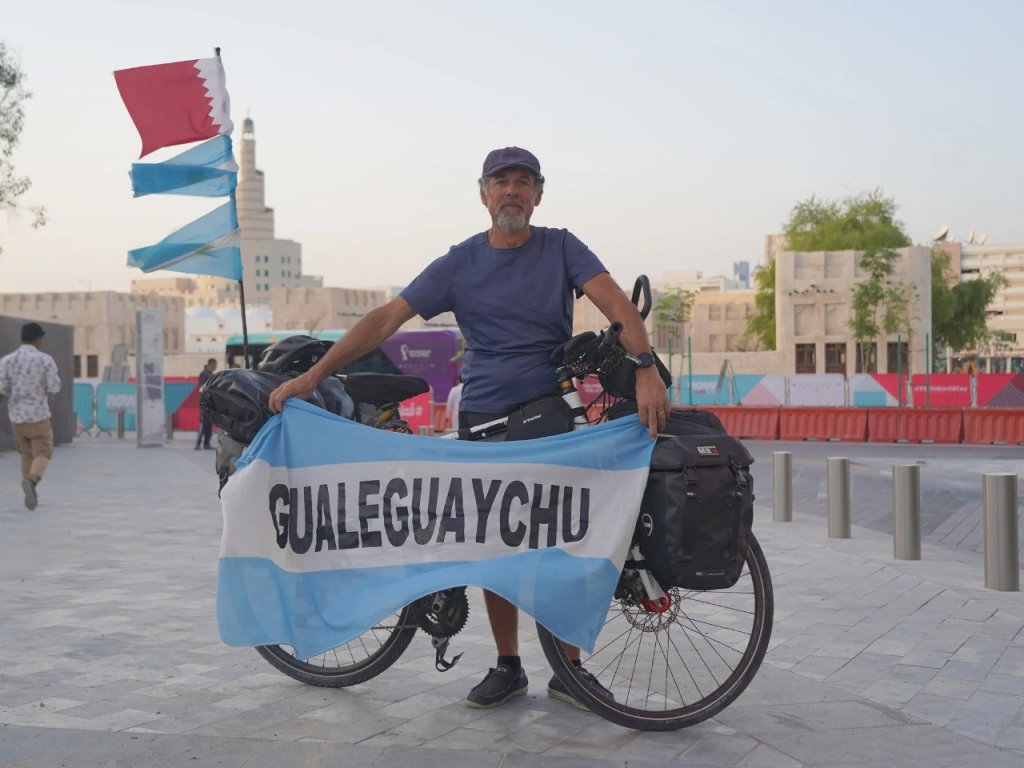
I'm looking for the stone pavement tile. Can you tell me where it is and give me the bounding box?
[1,724,380,768]
[379,691,459,719]
[735,742,804,768]
[789,655,849,681]
[503,753,626,768]
[755,723,1000,766]
[919,676,978,700]
[717,700,913,736]
[900,693,964,725]
[727,667,852,707]
[898,648,950,668]
[605,724,702,762]
[455,701,552,735]
[676,732,759,765]
[860,679,922,705]
[380,701,492,740]
[979,672,1024,695]
[368,744,502,768]
[490,717,581,754]
[935,659,993,682]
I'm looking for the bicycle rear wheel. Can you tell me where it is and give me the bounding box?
[537,532,773,731]
[256,603,418,687]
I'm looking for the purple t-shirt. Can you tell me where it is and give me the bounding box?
[400,226,606,413]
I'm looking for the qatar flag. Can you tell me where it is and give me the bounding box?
[114,57,234,157]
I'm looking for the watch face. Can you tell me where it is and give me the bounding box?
[635,352,656,368]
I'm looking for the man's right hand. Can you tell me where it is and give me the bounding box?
[268,372,318,413]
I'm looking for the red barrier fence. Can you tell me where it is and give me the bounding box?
[962,409,1024,445]
[702,407,780,440]
[778,407,868,442]
[867,408,964,444]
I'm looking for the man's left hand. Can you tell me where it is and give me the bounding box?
[635,366,670,439]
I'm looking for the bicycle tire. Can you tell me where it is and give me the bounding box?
[537,532,773,731]
[256,603,419,687]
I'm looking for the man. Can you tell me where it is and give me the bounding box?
[268,147,669,710]
[0,322,62,510]
[195,358,217,449]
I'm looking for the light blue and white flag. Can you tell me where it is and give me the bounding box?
[130,135,238,197]
[127,200,242,280]
[217,400,656,659]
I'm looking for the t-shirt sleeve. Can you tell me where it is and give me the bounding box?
[399,251,456,320]
[563,231,607,298]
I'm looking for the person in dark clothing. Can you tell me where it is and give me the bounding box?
[195,358,217,449]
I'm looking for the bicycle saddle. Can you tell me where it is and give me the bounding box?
[341,372,430,405]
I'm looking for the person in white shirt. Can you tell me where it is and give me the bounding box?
[0,322,62,510]
[445,375,463,431]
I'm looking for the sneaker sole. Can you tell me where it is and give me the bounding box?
[464,685,527,709]
[22,479,37,510]
[547,686,591,712]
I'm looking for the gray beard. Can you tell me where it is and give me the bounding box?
[496,210,528,232]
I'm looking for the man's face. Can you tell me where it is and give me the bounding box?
[480,169,543,233]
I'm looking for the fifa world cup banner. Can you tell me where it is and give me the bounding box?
[217,401,655,659]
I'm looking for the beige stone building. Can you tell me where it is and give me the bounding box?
[774,246,932,376]
[0,291,184,378]
[272,286,388,333]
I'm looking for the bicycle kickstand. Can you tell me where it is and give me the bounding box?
[432,636,463,672]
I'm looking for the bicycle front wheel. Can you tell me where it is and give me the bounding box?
[256,603,418,687]
[537,532,773,731]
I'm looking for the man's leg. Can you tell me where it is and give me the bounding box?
[13,422,32,481]
[26,419,54,484]
[465,590,528,708]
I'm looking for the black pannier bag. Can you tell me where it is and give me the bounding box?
[505,394,579,441]
[200,369,325,444]
[637,422,755,591]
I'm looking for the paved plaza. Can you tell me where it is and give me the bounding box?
[0,433,1022,767]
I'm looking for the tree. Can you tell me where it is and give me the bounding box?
[1,42,46,251]
[747,190,913,361]
[783,190,911,251]
[848,249,916,372]
[652,287,694,352]
[930,248,1007,358]
[745,259,776,350]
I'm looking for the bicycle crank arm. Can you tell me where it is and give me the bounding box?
[431,636,463,672]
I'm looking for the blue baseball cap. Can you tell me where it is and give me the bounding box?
[481,147,543,178]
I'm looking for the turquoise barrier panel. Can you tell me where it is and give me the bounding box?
[165,382,195,414]
[96,383,137,431]
[73,382,95,430]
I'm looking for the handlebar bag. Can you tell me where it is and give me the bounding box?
[505,394,578,441]
[636,431,754,590]
[200,369,326,444]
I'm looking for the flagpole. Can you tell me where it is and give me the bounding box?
[215,46,251,370]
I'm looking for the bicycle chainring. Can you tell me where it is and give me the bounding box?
[416,588,470,638]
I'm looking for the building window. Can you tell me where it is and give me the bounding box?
[795,344,816,374]
[74,355,82,378]
[825,343,846,375]
[887,341,910,374]
[87,355,99,378]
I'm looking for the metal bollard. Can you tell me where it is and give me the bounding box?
[773,451,793,522]
[827,457,851,538]
[983,473,1019,591]
[116,411,125,439]
[417,425,431,436]
[892,464,921,560]
[165,413,175,440]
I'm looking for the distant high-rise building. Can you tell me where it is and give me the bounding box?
[733,261,750,288]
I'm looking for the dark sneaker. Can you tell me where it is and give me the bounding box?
[22,479,37,511]
[548,666,614,711]
[465,664,528,709]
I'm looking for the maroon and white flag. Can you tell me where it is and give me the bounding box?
[114,57,234,157]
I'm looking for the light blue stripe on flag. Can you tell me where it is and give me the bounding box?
[127,201,243,280]
[130,135,238,197]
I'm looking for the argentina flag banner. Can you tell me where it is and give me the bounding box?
[217,400,656,659]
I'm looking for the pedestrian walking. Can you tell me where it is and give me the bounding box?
[195,358,217,449]
[0,322,62,510]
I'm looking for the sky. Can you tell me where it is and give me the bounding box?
[2,1,1023,295]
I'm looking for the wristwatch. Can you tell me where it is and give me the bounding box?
[625,351,656,369]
